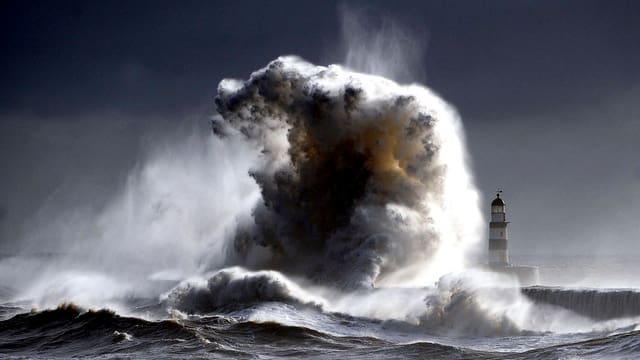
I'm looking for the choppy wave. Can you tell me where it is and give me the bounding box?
[6,268,639,359]
[0,304,196,358]
[0,303,482,359]
[162,267,325,313]
[1,303,639,359]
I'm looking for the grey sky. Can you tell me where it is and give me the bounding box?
[1,0,639,254]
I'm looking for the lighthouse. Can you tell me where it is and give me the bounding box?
[489,192,509,267]
[484,191,539,285]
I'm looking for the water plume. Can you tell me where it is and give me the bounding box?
[214,56,482,288]
[340,6,427,83]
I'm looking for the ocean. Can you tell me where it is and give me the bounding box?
[1,254,639,359]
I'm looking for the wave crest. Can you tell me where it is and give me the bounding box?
[163,267,325,313]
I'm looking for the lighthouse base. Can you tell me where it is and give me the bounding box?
[488,264,540,286]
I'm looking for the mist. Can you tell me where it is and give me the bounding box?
[0,115,261,309]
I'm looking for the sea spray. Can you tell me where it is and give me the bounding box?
[4,130,261,310]
[214,56,483,288]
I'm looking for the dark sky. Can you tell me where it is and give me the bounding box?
[1,0,639,255]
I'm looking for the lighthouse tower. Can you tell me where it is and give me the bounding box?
[489,192,509,266]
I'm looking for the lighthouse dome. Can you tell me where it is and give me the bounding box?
[491,195,505,206]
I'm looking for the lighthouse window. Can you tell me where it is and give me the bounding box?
[500,231,503,236]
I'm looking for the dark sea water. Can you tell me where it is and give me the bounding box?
[1,255,639,359]
[0,302,638,359]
